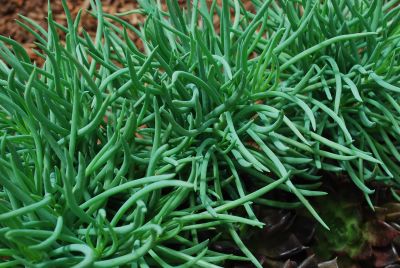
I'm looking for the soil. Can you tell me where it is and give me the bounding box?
[0,0,143,62]
[0,0,249,63]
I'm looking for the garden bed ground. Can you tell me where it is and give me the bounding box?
[0,0,143,62]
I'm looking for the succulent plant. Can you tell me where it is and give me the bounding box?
[0,0,400,267]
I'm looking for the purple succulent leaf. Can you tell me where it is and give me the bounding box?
[373,245,399,268]
[365,221,400,247]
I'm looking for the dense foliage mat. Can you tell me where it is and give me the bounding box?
[1,0,400,267]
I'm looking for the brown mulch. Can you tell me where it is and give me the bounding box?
[0,0,142,62]
[0,0,255,64]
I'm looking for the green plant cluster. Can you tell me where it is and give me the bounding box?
[0,0,400,267]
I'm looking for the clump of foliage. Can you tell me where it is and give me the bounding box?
[0,0,400,267]
[224,180,400,267]
[313,180,400,267]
